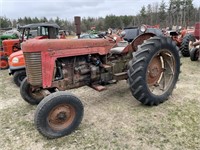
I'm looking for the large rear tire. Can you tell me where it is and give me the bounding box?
[34,91,84,139]
[128,36,180,106]
[20,78,44,105]
[180,34,195,57]
[13,70,26,87]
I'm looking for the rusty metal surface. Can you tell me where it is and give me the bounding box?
[22,39,112,55]
[74,16,81,38]
[131,33,155,51]
[147,56,162,86]
[48,104,76,131]
[146,50,175,95]
[24,52,42,86]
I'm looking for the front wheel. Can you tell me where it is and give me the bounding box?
[13,70,26,87]
[34,91,84,139]
[190,47,199,61]
[128,36,180,106]
[20,78,44,105]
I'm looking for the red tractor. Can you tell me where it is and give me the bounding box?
[180,22,200,57]
[8,23,60,86]
[1,23,60,70]
[20,26,180,138]
[0,32,20,69]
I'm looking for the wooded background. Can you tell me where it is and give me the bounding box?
[1,0,200,32]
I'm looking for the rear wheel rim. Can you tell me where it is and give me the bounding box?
[189,41,194,51]
[48,104,76,131]
[147,50,175,96]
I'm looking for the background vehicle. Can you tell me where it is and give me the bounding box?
[123,25,163,42]
[20,21,180,138]
[0,32,19,49]
[80,33,100,39]
[0,30,20,69]
[180,22,200,57]
[8,23,60,86]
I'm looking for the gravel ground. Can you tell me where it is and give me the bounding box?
[0,57,200,150]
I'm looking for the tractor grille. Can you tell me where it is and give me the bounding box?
[24,52,42,86]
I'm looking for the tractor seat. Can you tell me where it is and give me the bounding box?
[110,41,128,54]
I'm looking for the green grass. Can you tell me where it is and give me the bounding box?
[0,58,200,150]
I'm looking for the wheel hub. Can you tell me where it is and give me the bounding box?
[149,66,160,78]
[48,104,75,131]
[147,56,162,85]
[57,111,67,121]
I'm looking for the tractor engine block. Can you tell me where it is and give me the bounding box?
[53,54,129,90]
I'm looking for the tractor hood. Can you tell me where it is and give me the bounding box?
[22,39,113,55]
[9,49,23,58]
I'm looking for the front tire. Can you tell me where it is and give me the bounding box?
[20,78,44,105]
[190,47,199,61]
[34,91,84,139]
[128,36,180,106]
[13,70,26,87]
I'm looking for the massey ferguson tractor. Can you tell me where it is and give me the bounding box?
[20,18,180,138]
[8,23,60,86]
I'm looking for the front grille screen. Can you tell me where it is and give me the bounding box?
[24,52,42,86]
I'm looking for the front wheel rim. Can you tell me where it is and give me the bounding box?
[48,104,76,131]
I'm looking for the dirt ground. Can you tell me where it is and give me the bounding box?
[0,57,200,150]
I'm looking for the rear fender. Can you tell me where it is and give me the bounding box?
[194,23,200,40]
[131,33,156,51]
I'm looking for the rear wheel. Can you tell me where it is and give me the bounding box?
[34,91,84,139]
[128,36,180,106]
[180,34,195,57]
[13,70,26,87]
[190,47,199,61]
[20,78,44,105]
[0,56,9,69]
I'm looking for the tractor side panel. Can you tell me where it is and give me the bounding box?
[42,51,56,88]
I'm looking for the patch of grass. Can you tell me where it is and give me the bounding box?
[0,57,200,150]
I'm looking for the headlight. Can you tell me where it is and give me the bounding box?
[12,57,19,63]
[140,25,147,33]
[120,31,126,37]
